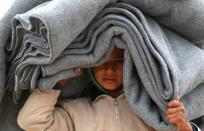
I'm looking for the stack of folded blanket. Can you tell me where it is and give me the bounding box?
[0,0,50,102]
[1,0,204,130]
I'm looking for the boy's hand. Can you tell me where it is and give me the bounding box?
[166,97,193,131]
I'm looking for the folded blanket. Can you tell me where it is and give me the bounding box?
[120,0,204,47]
[0,0,50,102]
[6,1,204,130]
[46,4,204,130]
[5,0,117,92]
[1,1,115,130]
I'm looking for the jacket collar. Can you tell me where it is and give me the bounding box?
[80,82,124,102]
[92,93,125,104]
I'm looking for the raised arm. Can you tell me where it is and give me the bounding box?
[17,89,74,131]
[17,68,82,130]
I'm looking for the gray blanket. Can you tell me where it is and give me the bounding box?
[6,1,204,131]
[0,0,50,102]
[120,0,204,48]
[1,0,204,130]
[1,1,116,130]
[5,0,116,90]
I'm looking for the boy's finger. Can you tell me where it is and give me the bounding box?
[168,117,179,124]
[166,106,185,114]
[168,99,181,108]
[166,111,185,121]
[166,108,185,118]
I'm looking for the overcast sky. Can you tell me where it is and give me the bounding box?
[0,0,15,18]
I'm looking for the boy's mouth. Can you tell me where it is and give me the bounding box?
[102,78,116,83]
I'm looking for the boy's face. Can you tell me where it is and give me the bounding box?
[93,48,124,91]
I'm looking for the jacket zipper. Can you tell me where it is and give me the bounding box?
[113,99,120,120]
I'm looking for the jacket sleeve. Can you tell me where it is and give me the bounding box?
[190,122,201,131]
[17,89,74,131]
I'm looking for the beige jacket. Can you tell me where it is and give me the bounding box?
[17,89,155,131]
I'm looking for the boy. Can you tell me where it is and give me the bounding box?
[17,48,200,131]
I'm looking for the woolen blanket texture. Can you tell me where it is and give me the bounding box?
[5,0,117,91]
[120,0,204,48]
[1,0,204,130]
[6,2,204,131]
[0,0,49,102]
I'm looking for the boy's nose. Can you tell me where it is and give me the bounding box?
[104,63,115,73]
